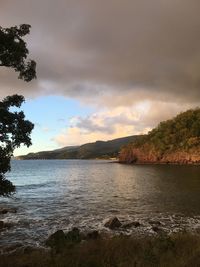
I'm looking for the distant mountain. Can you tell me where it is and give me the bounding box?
[119,108,200,164]
[17,135,140,160]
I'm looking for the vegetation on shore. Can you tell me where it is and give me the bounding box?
[119,108,200,164]
[19,108,200,163]
[1,233,200,267]
[18,135,139,160]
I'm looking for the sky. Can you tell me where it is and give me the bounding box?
[0,0,200,156]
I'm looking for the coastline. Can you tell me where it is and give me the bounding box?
[15,157,200,165]
[118,160,200,165]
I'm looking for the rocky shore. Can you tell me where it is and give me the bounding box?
[1,207,200,251]
[43,217,166,252]
[1,206,200,267]
[1,224,200,267]
[119,145,200,165]
[0,215,194,255]
[0,207,17,230]
[1,208,200,266]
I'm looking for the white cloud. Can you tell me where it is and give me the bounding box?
[53,100,195,146]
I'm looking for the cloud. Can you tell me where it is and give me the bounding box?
[1,0,200,149]
[54,125,136,147]
[53,100,196,146]
[0,0,200,106]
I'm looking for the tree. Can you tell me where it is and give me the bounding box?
[0,24,36,81]
[0,24,36,196]
[0,95,34,196]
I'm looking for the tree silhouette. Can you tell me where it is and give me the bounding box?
[0,24,36,196]
[0,24,36,81]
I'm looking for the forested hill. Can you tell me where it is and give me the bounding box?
[18,135,140,160]
[119,108,200,164]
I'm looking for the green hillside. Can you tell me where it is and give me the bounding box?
[119,108,200,164]
[18,135,139,160]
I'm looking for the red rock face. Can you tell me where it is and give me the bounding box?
[119,144,159,163]
[161,149,200,164]
[119,144,200,164]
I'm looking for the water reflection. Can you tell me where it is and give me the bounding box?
[0,160,200,246]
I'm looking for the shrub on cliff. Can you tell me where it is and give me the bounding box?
[148,108,200,152]
[120,108,200,162]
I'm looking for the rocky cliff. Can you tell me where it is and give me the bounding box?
[119,145,200,164]
[119,108,200,164]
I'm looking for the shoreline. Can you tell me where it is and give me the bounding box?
[1,213,200,251]
[15,158,200,165]
[118,160,200,165]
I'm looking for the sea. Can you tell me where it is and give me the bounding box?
[1,159,200,248]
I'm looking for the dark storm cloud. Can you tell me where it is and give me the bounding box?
[0,0,200,104]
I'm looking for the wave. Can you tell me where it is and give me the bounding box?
[16,181,54,190]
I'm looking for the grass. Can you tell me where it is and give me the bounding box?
[1,233,200,267]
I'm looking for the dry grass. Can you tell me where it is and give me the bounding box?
[1,233,200,267]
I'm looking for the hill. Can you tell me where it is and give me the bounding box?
[18,135,139,160]
[119,108,200,164]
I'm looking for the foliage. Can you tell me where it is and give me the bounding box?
[0,24,36,196]
[0,95,34,196]
[147,108,200,153]
[0,24,36,82]
[19,135,140,160]
[124,108,200,154]
[1,233,200,267]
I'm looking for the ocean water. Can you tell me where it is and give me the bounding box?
[1,159,200,247]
